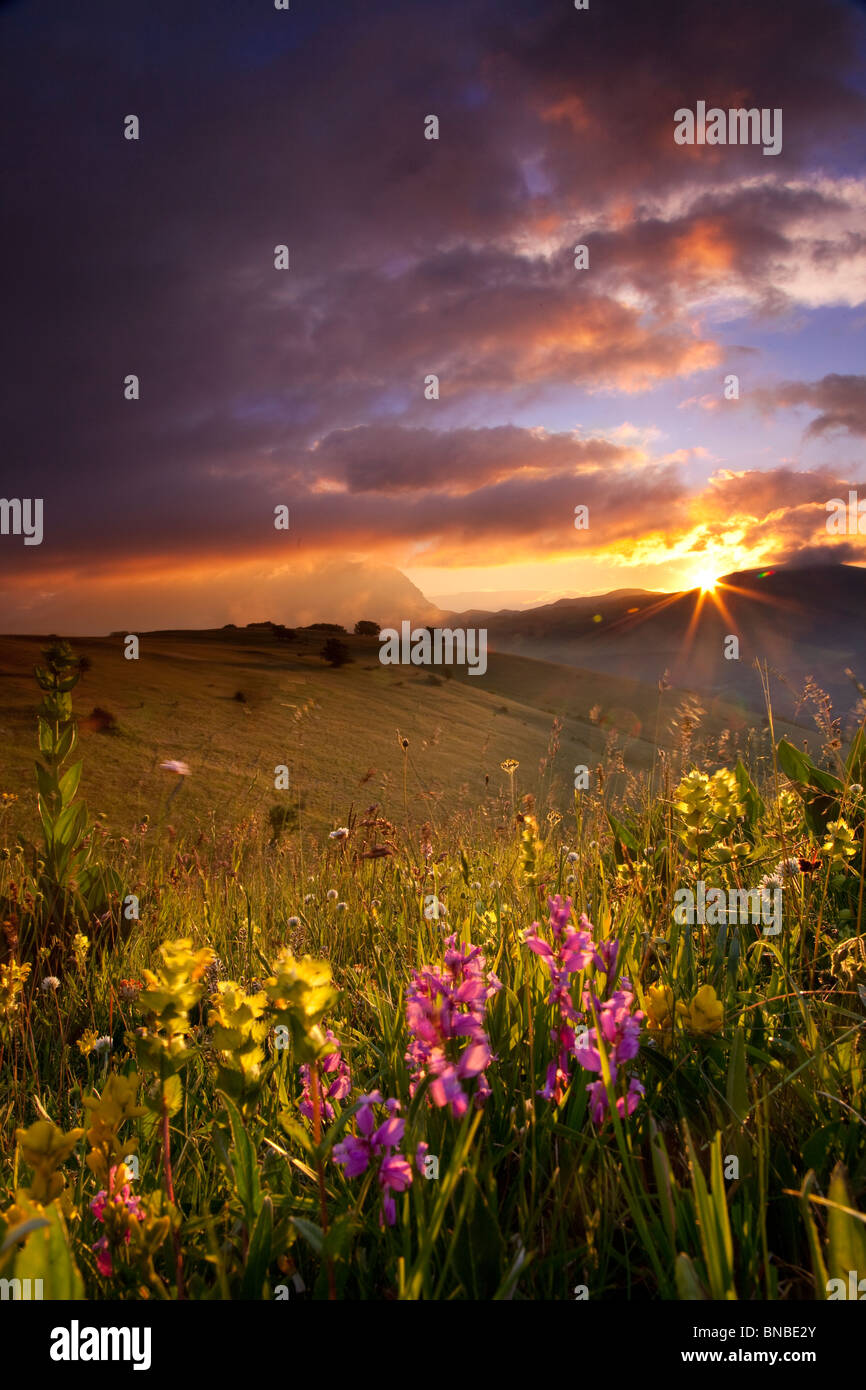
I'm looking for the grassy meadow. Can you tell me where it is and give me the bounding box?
[1,633,865,1301]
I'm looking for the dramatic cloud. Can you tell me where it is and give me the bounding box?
[0,0,864,627]
[752,374,866,437]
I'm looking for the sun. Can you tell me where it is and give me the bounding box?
[695,572,719,594]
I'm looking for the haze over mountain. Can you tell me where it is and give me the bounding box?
[2,558,442,636]
[445,564,866,725]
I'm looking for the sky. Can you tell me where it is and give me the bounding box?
[1,0,865,631]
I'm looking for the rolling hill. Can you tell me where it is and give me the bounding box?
[0,624,811,845]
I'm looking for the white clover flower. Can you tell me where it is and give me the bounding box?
[304,893,314,904]
[759,873,783,892]
[92,1035,112,1054]
[41,975,60,992]
[849,783,863,796]
[336,902,348,913]
[776,858,801,880]
[287,916,301,928]
[329,827,350,841]
[566,874,576,886]
[566,852,578,864]
[327,889,338,902]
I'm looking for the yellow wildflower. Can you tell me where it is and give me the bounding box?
[77,1028,100,1056]
[677,984,724,1036]
[645,983,675,1034]
[15,1119,84,1204]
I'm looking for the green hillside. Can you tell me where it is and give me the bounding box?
[0,627,809,844]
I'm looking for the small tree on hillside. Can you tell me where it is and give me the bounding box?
[354,620,380,636]
[320,637,351,668]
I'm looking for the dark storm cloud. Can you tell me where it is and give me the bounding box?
[0,0,864,596]
[753,375,866,438]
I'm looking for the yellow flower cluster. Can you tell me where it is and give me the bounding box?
[14,1119,84,1204]
[822,819,857,864]
[264,949,337,1062]
[136,938,215,1070]
[208,982,270,1084]
[645,982,724,1037]
[83,1072,147,1183]
[674,768,746,855]
[0,960,31,1026]
[676,984,724,1035]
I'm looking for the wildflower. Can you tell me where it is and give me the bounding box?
[775,858,801,880]
[823,819,857,863]
[15,1119,84,1203]
[329,827,350,841]
[41,975,61,992]
[566,852,578,864]
[263,949,337,1062]
[577,983,645,1123]
[160,760,191,775]
[586,1075,645,1125]
[118,977,143,1002]
[90,1164,145,1277]
[83,1073,147,1183]
[336,901,348,913]
[299,1029,351,1123]
[71,932,90,971]
[92,1035,112,1054]
[287,916,301,928]
[332,1092,414,1226]
[326,889,338,902]
[677,984,724,1036]
[0,960,31,1033]
[405,934,498,1118]
[645,983,675,1034]
[78,1028,100,1056]
[304,894,314,904]
[524,896,594,1104]
[758,872,783,893]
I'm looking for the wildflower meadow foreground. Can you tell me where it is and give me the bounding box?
[2,643,866,1303]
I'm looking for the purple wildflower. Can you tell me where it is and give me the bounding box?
[89,1165,144,1277]
[524,897,645,1121]
[298,1028,352,1123]
[332,1092,415,1227]
[405,933,499,1118]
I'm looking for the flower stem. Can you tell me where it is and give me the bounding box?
[311,1060,336,1300]
[161,1094,185,1299]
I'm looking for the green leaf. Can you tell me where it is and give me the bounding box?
[726,1025,748,1124]
[53,800,88,851]
[675,1252,707,1300]
[291,1216,325,1256]
[1,1216,49,1257]
[13,1203,84,1299]
[58,759,83,807]
[826,1162,866,1282]
[55,723,78,763]
[607,812,639,866]
[240,1196,274,1300]
[734,759,764,831]
[218,1091,261,1229]
[37,794,55,847]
